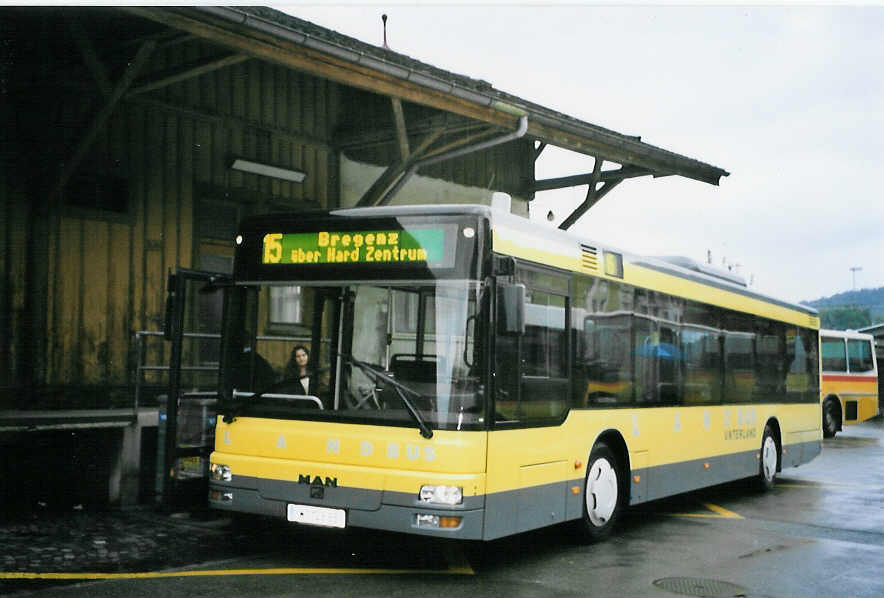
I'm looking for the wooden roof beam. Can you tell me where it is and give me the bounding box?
[127,53,250,97]
[49,40,156,204]
[356,125,448,207]
[559,178,623,231]
[390,97,410,161]
[335,113,479,152]
[119,29,196,52]
[419,125,500,162]
[558,157,603,230]
[534,165,658,192]
[68,19,112,98]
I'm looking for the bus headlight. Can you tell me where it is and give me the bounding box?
[210,463,231,482]
[419,485,462,505]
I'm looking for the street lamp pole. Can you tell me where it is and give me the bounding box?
[850,266,862,290]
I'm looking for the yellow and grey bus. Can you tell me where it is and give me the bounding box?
[820,329,879,437]
[208,204,821,541]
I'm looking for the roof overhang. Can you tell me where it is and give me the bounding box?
[125,6,728,190]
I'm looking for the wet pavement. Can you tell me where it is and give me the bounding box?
[0,508,251,595]
[2,418,883,597]
[1,509,219,572]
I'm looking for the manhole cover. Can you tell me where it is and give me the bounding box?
[653,577,747,597]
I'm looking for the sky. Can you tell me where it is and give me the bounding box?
[277,1,884,304]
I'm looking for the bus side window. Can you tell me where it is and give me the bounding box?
[580,315,633,407]
[847,339,874,373]
[821,337,847,372]
[722,313,756,403]
[520,290,568,421]
[682,326,721,404]
[633,316,656,403]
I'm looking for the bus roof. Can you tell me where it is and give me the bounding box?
[481,206,817,323]
[820,329,875,340]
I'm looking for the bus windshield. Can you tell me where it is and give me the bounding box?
[221,280,486,432]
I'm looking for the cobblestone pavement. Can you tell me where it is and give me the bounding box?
[0,507,270,596]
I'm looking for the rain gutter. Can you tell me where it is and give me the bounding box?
[197,6,522,115]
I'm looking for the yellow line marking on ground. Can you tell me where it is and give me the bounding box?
[442,543,475,575]
[673,502,743,519]
[1,565,473,580]
[777,479,884,490]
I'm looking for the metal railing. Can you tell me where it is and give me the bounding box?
[133,330,320,410]
[134,331,219,411]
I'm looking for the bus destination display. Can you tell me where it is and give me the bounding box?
[262,228,449,266]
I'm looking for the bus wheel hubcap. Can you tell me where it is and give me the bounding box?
[762,436,777,481]
[586,458,617,526]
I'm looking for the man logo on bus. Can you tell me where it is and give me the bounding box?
[298,474,338,487]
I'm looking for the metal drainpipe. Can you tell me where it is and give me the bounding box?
[377,115,528,206]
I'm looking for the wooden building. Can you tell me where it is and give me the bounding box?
[0,7,726,504]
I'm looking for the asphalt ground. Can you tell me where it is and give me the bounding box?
[2,417,883,597]
[0,508,240,595]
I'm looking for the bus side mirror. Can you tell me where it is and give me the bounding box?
[498,283,526,335]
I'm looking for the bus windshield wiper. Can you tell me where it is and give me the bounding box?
[340,353,433,439]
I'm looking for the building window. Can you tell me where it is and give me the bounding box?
[270,286,303,326]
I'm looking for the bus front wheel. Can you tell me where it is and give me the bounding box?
[822,398,839,438]
[757,424,779,491]
[574,442,623,542]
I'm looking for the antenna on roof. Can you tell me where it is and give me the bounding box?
[381,14,390,49]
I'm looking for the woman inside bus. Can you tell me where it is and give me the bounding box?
[284,344,313,396]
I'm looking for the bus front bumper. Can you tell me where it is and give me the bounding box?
[209,480,486,540]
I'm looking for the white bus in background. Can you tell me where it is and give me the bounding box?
[820,329,879,437]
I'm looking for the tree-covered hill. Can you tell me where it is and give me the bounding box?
[802,286,884,330]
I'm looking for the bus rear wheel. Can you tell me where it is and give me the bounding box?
[574,442,623,542]
[822,398,839,438]
[757,424,779,491]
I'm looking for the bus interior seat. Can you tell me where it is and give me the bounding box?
[390,354,437,382]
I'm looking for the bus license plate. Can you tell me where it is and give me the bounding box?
[286,504,346,528]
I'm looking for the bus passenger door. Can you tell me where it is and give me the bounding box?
[486,281,571,538]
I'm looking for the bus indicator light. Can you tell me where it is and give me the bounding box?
[415,514,462,529]
[209,489,233,502]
